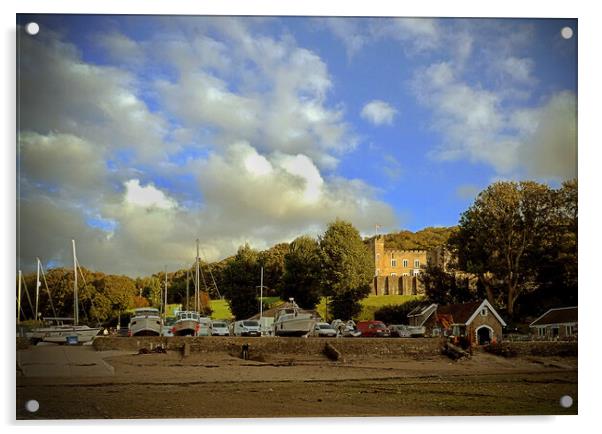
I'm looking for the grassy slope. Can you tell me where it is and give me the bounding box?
[211,294,423,321]
[315,294,424,321]
[209,296,281,320]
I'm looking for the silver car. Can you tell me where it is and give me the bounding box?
[312,322,338,338]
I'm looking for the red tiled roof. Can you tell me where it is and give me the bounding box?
[530,307,577,327]
[436,300,484,325]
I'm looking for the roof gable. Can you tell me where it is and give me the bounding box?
[529,306,578,327]
[437,300,506,327]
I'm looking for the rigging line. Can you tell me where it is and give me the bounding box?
[199,246,222,299]
[21,278,35,319]
[39,263,58,318]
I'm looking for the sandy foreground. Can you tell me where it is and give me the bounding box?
[16,344,577,419]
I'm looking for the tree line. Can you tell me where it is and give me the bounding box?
[17,179,577,326]
[17,219,377,324]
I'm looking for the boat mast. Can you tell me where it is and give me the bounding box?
[17,270,22,323]
[260,267,264,322]
[35,258,41,322]
[72,240,78,325]
[164,266,168,323]
[196,239,200,313]
[186,268,190,311]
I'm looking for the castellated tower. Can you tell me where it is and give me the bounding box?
[369,235,427,296]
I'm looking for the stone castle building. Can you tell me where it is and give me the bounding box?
[368,235,428,296]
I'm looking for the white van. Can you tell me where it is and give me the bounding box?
[233,320,261,337]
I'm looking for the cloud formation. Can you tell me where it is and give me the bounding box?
[361,100,397,126]
[17,21,397,276]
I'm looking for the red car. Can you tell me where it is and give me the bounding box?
[356,320,390,337]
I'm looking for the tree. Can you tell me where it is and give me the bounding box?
[223,244,260,320]
[281,236,322,309]
[368,226,456,251]
[258,243,289,296]
[319,220,374,320]
[419,264,479,305]
[517,179,578,316]
[450,181,559,317]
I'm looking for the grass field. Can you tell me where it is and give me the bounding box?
[314,294,424,321]
[211,294,423,321]
[209,296,282,320]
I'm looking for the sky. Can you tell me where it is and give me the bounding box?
[16,15,577,277]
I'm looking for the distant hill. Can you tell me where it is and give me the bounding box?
[366,226,456,251]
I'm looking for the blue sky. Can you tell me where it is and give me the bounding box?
[16,15,577,276]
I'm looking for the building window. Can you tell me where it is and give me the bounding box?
[480,307,488,317]
[403,259,409,268]
[402,273,409,276]
[390,273,397,277]
[412,269,420,276]
[391,259,397,267]
[414,259,420,268]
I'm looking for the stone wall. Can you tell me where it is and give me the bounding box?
[484,341,577,357]
[92,336,442,359]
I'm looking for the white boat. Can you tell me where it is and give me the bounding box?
[129,308,162,336]
[26,241,101,344]
[172,310,201,336]
[273,299,317,337]
[27,317,101,343]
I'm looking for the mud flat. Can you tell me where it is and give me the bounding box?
[16,339,577,419]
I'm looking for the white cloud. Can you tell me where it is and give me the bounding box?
[412,61,576,180]
[15,20,399,276]
[320,18,368,58]
[361,100,398,126]
[97,32,145,66]
[18,28,168,163]
[123,179,178,210]
[498,56,536,85]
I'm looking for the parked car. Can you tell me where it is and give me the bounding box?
[356,320,390,337]
[211,321,230,336]
[389,324,425,338]
[232,320,261,337]
[312,322,338,338]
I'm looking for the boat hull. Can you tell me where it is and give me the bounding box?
[274,316,316,337]
[27,326,101,343]
[173,319,199,336]
[129,317,162,337]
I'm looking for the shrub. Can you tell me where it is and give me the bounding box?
[373,299,425,325]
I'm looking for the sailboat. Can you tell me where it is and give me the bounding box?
[172,240,205,336]
[27,240,102,344]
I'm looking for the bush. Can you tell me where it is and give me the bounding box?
[374,299,425,325]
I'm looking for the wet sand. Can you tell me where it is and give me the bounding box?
[16,345,577,419]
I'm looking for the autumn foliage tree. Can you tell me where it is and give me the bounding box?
[449,180,577,318]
